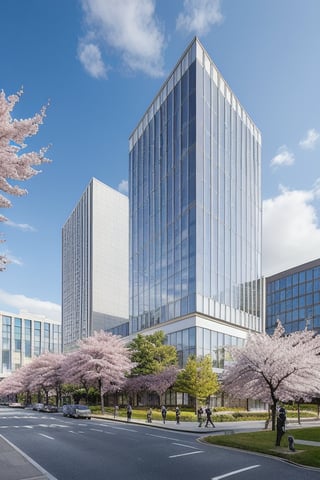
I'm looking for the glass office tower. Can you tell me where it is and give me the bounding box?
[129,38,262,367]
[266,258,320,335]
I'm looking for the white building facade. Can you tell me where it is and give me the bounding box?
[0,310,61,380]
[62,178,129,352]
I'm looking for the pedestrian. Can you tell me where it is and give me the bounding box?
[205,405,215,428]
[147,407,152,423]
[161,405,167,424]
[114,405,119,419]
[126,404,132,422]
[197,406,204,427]
[175,406,181,424]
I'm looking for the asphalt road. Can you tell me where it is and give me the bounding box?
[0,407,318,480]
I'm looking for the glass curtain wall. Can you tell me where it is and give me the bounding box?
[129,38,262,334]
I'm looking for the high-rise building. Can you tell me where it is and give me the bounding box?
[265,258,320,335]
[129,37,262,368]
[62,178,129,352]
[0,310,61,380]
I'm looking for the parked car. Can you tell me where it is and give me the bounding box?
[62,404,73,417]
[63,404,91,419]
[41,404,58,413]
[8,402,25,408]
[32,403,44,411]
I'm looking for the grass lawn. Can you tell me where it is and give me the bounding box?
[204,427,320,468]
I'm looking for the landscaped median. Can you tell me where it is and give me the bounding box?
[203,427,320,469]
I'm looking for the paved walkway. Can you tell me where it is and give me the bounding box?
[1,415,319,480]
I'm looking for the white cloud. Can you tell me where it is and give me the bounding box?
[78,42,107,79]
[118,179,128,195]
[5,220,36,232]
[270,145,295,168]
[299,128,320,150]
[80,0,165,77]
[176,0,223,35]
[262,182,320,277]
[0,289,61,323]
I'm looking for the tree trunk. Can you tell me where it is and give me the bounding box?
[99,379,105,414]
[271,402,277,431]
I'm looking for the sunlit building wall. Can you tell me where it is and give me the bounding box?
[62,178,129,352]
[129,37,262,368]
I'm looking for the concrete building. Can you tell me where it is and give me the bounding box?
[62,178,129,352]
[0,310,61,380]
[128,37,262,370]
[265,257,320,335]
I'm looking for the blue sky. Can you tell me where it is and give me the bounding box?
[1,0,320,322]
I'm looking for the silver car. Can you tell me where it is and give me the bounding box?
[63,404,91,419]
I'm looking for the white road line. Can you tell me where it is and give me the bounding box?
[111,426,138,432]
[90,428,103,432]
[23,426,33,429]
[211,465,261,480]
[169,451,204,458]
[39,433,54,440]
[172,443,200,450]
[146,433,181,441]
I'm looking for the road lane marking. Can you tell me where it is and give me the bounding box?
[39,433,54,440]
[172,443,201,450]
[211,465,261,479]
[169,451,204,458]
[146,433,181,441]
[111,426,138,432]
[90,428,103,432]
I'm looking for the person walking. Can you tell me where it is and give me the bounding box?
[205,405,215,428]
[147,407,152,423]
[161,405,167,424]
[175,406,181,424]
[197,406,204,427]
[126,404,132,422]
[114,405,119,419]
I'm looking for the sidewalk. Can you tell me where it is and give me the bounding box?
[0,434,52,480]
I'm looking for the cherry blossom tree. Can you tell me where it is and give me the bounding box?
[76,331,133,414]
[24,352,66,405]
[0,88,50,270]
[145,366,179,403]
[124,366,179,405]
[62,348,98,403]
[222,322,320,430]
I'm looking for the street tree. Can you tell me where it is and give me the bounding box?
[76,331,133,413]
[62,349,95,403]
[0,88,50,270]
[222,321,320,430]
[125,366,178,404]
[128,331,177,375]
[174,355,219,410]
[26,352,66,405]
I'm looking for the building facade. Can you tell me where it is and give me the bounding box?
[62,178,129,352]
[265,258,320,335]
[0,310,61,379]
[129,38,262,369]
